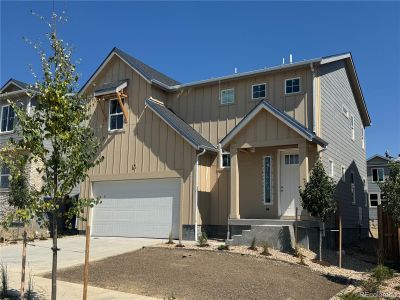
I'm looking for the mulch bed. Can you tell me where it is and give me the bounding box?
[43,247,344,300]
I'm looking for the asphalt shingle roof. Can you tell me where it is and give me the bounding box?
[0,78,30,92]
[94,79,128,95]
[145,97,216,152]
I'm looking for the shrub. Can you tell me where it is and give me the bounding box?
[217,244,230,251]
[362,277,380,294]
[197,232,209,247]
[340,291,375,300]
[39,233,47,240]
[294,244,307,265]
[371,264,394,284]
[166,232,174,245]
[0,263,8,298]
[248,237,257,251]
[260,241,271,256]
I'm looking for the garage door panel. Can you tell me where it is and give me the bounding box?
[91,178,180,239]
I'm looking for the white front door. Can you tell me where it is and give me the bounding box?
[280,151,300,217]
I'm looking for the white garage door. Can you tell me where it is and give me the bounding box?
[91,178,180,239]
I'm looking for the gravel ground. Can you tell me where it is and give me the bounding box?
[44,247,344,300]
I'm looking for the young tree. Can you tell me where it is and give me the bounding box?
[299,159,336,260]
[5,12,103,299]
[379,162,400,225]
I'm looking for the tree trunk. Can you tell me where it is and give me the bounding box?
[20,226,27,298]
[51,211,58,300]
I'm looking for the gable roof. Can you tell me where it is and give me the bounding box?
[367,154,392,163]
[145,97,217,152]
[220,100,328,148]
[0,78,30,92]
[80,47,180,94]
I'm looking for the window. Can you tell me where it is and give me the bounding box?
[350,115,355,140]
[342,105,349,118]
[109,98,124,131]
[363,177,367,207]
[284,154,299,165]
[263,156,272,204]
[252,83,267,99]
[1,105,15,132]
[285,78,300,94]
[361,126,365,149]
[350,171,356,204]
[329,159,334,177]
[341,166,346,182]
[220,89,235,105]
[0,165,10,188]
[222,153,231,168]
[369,193,379,207]
[372,168,384,182]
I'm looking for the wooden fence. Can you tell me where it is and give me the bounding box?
[378,205,400,262]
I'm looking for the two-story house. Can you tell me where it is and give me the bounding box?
[78,48,370,248]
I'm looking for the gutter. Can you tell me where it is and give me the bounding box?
[194,148,206,241]
[0,89,33,98]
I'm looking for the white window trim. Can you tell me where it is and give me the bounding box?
[328,159,334,178]
[108,98,125,132]
[262,156,273,205]
[218,148,231,169]
[342,104,349,118]
[220,88,235,105]
[251,83,267,100]
[0,104,15,133]
[369,193,380,207]
[284,77,301,95]
[361,126,365,149]
[0,165,10,189]
[350,114,355,141]
[371,167,385,182]
[341,166,346,182]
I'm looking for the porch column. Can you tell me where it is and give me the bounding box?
[298,140,309,189]
[229,147,240,219]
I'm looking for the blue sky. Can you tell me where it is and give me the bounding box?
[1,1,399,158]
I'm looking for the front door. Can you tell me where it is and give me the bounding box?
[280,150,300,217]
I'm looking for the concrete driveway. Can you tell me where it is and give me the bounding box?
[0,236,160,299]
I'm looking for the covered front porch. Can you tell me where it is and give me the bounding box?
[220,100,327,224]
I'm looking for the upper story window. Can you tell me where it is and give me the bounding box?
[1,105,15,133]
[219,149,231,168]
[220,89,235,105]
[369,193,379,207]
[361,126,365,149]
[0,165,10,188]
[350,114,355,140]
[285,78,300,94]
[109,98,124,131]
[252,83,266,100]
[329,159,334,177]
[342,105,349,118]
[341,166,346,182]
[372,168,384,182]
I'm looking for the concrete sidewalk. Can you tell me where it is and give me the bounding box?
[1,236,161,299]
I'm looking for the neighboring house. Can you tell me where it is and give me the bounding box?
[0,78,40,221]
[0,79,80,230]
[78,48,370,247]
[367,154,399,222]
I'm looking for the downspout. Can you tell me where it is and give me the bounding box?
[310,63,317,133]
[194,148,206,241]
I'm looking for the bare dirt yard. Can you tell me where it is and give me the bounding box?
[44,247,344,300]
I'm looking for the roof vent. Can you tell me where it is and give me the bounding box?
[234,67,238,74]
[290,54,293,64]
[282,58,285,64]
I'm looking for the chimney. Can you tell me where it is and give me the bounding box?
[289,54,293,64]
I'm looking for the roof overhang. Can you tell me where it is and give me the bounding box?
[93,80,128,97]
[220,100,328,149]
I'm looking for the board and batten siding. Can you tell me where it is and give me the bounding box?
[319,60,368,237]
[79,55,197,230]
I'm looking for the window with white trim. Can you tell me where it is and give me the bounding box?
[284,154,299,165]
[220,89,235,105]
[0,165,10,188]
[285,78,300,94]
[1,105,15,132]
[341,166,346,182]
[361,126,365,149]
[372,168,384,182]
[263,156,272,204]
[109,98,124,131]
[252,83,266,99]
[329,159,334,177]
[350,114,355,140]
[350,171,356,204]
[369,193,379,207]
